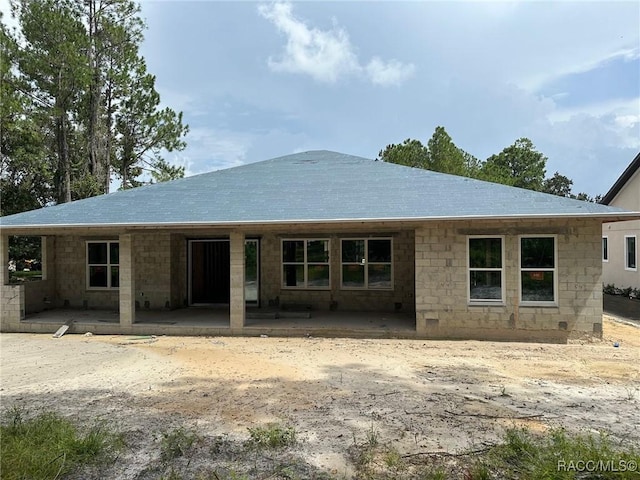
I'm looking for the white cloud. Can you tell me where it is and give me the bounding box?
[183,127,253,175]
[523,47,640,92]
[258,1,414,86]
[366,57,415,87]
[548,97,640,130]
[615,114,639,130]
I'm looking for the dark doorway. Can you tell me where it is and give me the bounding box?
[190,240,230,304]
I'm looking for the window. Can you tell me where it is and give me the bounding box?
[625,236,637,270]
[341,238,392,289]
[282,239,330,288]
[602,236,608,262]
[468,236,504,303]
[87,241,119,289]
[520,236,556,304]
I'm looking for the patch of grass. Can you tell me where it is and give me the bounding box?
[0,406,121,480]
[464,461,492,480]
[624,385,638,401]
[421,468,447,480]
[246,423,297,449]
[160,427,199,462]
[366,423,380,448]
[486,426,640,479]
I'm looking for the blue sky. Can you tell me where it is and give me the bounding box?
[137,0,639,197]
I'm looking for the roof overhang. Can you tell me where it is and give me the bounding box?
[2,212,639,235]
[601,152,640,205]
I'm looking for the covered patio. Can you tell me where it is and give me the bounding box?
[21,307,417,338]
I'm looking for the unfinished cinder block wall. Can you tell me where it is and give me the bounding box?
[259,228,415,312]
[414,218,603,342]
[54,232,175,311]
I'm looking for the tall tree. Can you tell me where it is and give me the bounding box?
[378,138,429,169]
[15,0,90,204]
[427,126,475,176]
[482,138,547,191]
[6,0,188,209]
[114,58,187,189]
[379,127,480,178]
[0,17,52,215]
[543,172,573,197]
[82,0,145,194]
[377,129,591,198]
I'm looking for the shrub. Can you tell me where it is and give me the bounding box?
[0,407,121,480]
[246,423,296,449]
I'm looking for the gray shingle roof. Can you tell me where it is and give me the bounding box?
[0,150,636,229]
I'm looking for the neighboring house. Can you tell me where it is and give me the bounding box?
[601,152,640,290]
[1,151,638,342]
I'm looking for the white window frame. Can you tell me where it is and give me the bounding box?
[86,240,119,290]
[519,235,558,307]
[340,237,393,290]
[602,236,608,262]
[281,238,331,290]
[467,235,505,305]
[625,235,637,271]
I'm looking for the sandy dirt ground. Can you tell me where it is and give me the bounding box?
[1,315,639,478]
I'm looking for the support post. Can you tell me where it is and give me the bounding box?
[0,234,8,286]
[42,236,55,280]
[229,231,245,331]
[119,234,135,329]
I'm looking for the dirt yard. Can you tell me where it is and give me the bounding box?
[1,316,639,478]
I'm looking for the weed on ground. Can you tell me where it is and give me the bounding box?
[2,406,639,480]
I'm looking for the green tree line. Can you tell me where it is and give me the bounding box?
[1,0,188,216]
[378,127,599,201]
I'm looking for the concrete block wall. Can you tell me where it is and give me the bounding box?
[1,284,25,331]
[415,218,603,341]
[134,233,172,309]
[56,235,119,309]
[53,233,175,311]
[259,229,415,312]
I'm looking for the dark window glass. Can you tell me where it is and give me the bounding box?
[470,271,502,300]
[368,264,391,288]
[283,264,304,287]
[307,240,329,262]
[521,271,554,302]
[602,237,608,261]
[469,238,502,268]
[342,240,365,263]
[283,241,305,263]
[308,265,330,287]
[627,237,637,269]
[521,238,554,268]
[88,243,107,264]
[110,243,119,264]
[110,266,120,288]
[342,265,365,287]
[368,239,391,262]
[89,266,108,287]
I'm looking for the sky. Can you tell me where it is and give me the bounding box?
[3,0,639,196]
[134,0,640,197]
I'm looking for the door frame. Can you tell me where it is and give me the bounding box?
[245,238,260,307]
[188,239,230,306]
[187,238,261,307]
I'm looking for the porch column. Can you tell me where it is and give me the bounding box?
[229,231,245,331]
[0,234,8,286]
[42,236,55,280]
[119,233,135,329]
